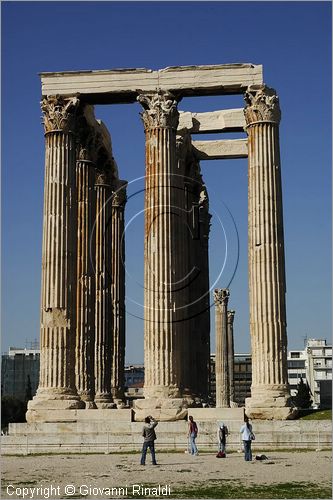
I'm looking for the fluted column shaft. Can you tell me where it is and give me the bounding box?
[29,96,83,412]
[214,289,230,408]
[138,91,182,399]
[227,310,235,403]
[111,180,127,402]
[245,85,289,407]
[176,134,194,400]
[184,176,200,397]
[75,137,96,406]
[94,170,114,407]
[197,188,211,399]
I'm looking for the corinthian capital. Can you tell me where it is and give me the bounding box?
[227,310,235,324]
[41,95,80,133]
[112,179,127,207]
[137,90,179,130]
[244,85,281,126]
[214,288,230,307]
[95,169,111,188]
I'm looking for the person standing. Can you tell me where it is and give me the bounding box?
[240,415,254,461]
[217,422,229,457]
[188,415,199,456]
[140,415,158,465]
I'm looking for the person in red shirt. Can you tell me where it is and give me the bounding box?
[188,415,198,456]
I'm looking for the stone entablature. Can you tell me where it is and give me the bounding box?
[41,64,263,101]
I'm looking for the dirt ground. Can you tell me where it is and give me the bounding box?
[2,450,331,499]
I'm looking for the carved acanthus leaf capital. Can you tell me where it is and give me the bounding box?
[244,85,281,126]
[214,288,230,307]
[112,180,127,207]
[95,169,111,188]
[138,91,179,130]
[227,310,235,324]
[41,95,80,133]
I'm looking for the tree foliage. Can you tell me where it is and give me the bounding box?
[293,378,313,408]
[1,396,27,429]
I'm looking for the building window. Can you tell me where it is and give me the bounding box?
[288,361,305,369]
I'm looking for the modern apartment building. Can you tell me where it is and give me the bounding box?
[287,349,307,396]
[1,347,40,400]
[286,339,332,407]
[124,364,144,404]
[306,339,332,407]
[210,339,332,409]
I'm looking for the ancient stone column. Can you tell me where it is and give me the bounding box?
[214,288,230,408]
[183,168,201,399]
[244,85,291,419]
[227,310,235,404]
[197,185,211,400]
[75,121,97,408]
[111,179,127,404]
[175,132,194,401]
[27,96,84,419]
[138,90,184,404]
[94,167,115,408]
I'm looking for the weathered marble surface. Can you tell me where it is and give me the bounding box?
[41,64,263,101]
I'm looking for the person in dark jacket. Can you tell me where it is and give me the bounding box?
[140,415,158,465]
[218,421,229,456]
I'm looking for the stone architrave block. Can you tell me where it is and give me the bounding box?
[192,139,248,160]
[41,64,263,102]
[178,109,246,133]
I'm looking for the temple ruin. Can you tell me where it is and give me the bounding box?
[26,64,294,423]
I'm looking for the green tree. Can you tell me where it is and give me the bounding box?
[1,396,27,429]
[293,378,313,408]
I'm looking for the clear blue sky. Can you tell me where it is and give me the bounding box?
[2,1,332,363]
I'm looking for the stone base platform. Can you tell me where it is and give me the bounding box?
[245,393,299,420]
[25,407,245,424]
[133,398,189,421]
[26,408,133,423]
[2,419,330,455]
[245,407,299,420]
[25,405,297,424]
[188,408,245,421]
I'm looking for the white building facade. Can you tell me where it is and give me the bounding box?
[287,339,332,408]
